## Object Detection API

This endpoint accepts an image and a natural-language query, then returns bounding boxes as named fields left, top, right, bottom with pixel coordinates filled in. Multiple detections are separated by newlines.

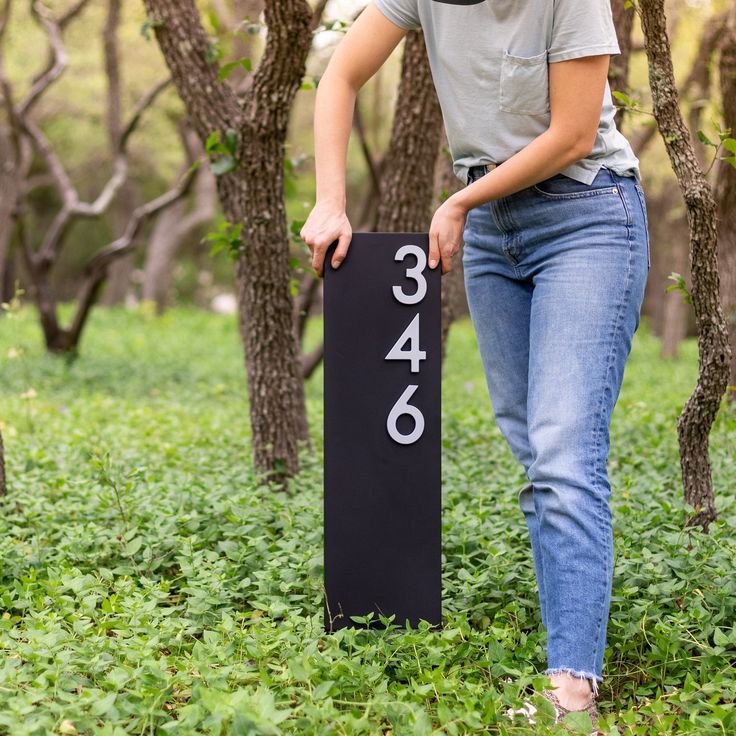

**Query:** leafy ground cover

left=0, top=304, right=734, bottom=735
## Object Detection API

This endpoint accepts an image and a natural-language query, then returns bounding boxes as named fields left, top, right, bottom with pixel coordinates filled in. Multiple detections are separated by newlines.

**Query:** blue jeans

left=461, top=164, right=649, bottom=695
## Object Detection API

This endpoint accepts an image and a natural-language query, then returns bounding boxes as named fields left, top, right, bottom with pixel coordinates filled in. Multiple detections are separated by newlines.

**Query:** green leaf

left=90, top=692, right=117, bottom=716
left=205, top=220, right=244, bottom=259
left=560, top=709, right=594, bottom=733
left=207, top=9, right=221, bottom=34
left=224, top=128, right=239, bottom=155
left=125, top=537, right=143, bottom=555
left=218, top=58, right=253, bottom=81
left=697, top=129, right=714, bottom=146
left=140, top=16, right=163, bottom=40
left=714, top=627, right=730, bottom=646
left=210, top=155, right=236, bottom=176
left=206, top=39, right=223, bottom=64
left=205, top=130, right=222, bottom=155
left=313, top=681, right=334, bottom=700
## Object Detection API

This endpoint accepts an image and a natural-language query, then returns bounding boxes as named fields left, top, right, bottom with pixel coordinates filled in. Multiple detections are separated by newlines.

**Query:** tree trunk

left=609, top=0, right=636, bottom=135
left=100, top=0, right=137, bottom=306
left=376, top=30, right=443, bottom=232
left=0, top=124, right=17, bottom=303
left=143, top=0, right=312, bottom=480
left=714, top=13, right=736, bottom=399
left=639, top=0, right=732, bottom=530
left=433, top=130, right=468, bottom=365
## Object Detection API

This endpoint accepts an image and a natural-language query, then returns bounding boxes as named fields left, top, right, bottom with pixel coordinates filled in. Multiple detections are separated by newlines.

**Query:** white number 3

left=392, top=244, right=427, bottom=304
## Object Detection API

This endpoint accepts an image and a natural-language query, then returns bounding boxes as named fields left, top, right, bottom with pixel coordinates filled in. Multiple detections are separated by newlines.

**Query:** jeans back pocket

left=533, top=173, right=620, bottom=199
left=499, top=49, right=550, bottom=116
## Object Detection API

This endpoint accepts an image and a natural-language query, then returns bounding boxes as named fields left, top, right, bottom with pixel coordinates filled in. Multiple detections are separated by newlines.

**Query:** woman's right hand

left=299, top=200, right=353, bottom=278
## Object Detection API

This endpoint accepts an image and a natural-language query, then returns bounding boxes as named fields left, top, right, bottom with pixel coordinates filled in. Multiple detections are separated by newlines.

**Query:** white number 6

left=386, top=384, right=425, bottom=445
left=392, top=244, right=427, bottom=305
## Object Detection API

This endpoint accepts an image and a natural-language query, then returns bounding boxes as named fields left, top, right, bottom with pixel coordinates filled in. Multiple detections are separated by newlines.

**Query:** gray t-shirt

left=372, top=0, right=640, bottom=186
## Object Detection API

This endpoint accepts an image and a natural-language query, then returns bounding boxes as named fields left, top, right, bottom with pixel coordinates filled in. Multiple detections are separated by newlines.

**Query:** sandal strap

left=542, top=688, right=599, bottom=729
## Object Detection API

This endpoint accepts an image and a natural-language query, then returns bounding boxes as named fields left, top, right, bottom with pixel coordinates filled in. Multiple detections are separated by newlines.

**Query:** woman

left=300, top=0, right=648, bottom=729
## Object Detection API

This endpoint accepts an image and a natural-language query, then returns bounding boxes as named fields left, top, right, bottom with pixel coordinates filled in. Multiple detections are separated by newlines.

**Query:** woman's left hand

left=428, top=195, right=468, bottom=274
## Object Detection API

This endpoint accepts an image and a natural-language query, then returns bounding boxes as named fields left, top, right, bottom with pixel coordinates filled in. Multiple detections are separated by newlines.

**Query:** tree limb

left=18, top=1, right=92, bottom=116
left=69, top=160, right=201, bottom=343
left=639, top=0, right=732, bottom=530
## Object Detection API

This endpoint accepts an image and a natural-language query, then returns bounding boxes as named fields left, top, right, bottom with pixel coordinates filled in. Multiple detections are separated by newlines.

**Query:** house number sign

left=323, top=232, right=441, bottom=633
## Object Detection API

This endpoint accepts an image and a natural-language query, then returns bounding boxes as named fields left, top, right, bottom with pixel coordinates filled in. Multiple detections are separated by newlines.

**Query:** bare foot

left=547, top=672, right=594, bottom=710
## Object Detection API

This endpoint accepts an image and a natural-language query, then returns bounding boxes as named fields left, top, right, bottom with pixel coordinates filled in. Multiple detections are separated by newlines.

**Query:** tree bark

left=715, top=12, right=736, bottom=399
left=609, top=0, right=636, bottom=135
left=0, top=0, right=17, bottom=304
left=433, top=130, right=468, bottom=365
left=101, top=0, right=136, bottom=306
left=0, top=123, right=15, bottom=303
left=143, top=0, right=312, bottom=480
left=375, top=30, right=443, bottom=233
left=639, top=0, right=732, bottom=530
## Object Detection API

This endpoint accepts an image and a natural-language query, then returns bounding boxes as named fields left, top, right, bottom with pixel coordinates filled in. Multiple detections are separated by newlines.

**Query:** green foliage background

left=1, top=308, right=734, bottom=734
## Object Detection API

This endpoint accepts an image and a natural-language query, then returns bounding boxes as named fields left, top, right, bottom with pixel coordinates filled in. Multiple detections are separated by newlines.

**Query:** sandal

left=506, top=688, right=600, bottom=734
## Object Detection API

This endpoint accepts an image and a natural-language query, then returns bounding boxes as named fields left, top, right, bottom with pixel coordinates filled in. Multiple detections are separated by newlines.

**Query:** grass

left=0, top=304, right=734, bottom=735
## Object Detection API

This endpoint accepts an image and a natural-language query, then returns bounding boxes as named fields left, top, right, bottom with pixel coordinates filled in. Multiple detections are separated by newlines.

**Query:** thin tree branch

left=59, top=0, right=92, bottom=28
left=0, top=0, right=11, bottom=39
left=18, top=1, right=78, bottom=116
left=69, top=160, right=201, bottom=342
left=16, top=78, right=171, bottom=264
left=353, top=94, right=381, bottom=197
left=310, top=0, right=328, bottom=30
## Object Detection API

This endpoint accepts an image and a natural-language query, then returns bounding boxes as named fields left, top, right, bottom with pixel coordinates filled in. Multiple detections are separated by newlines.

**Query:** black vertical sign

left=323, top=232, right=441, bottom=632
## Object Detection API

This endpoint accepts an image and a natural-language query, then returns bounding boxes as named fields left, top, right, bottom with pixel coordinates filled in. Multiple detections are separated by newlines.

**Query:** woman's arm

left=300, top=6, right=408, bottom=277
left=430, top=54, right=611, bottom=273
left=452, top=55, right=610, bottom=211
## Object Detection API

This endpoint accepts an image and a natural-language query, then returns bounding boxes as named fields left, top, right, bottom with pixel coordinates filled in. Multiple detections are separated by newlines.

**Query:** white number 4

left=385, top=314, right=426, bottom=373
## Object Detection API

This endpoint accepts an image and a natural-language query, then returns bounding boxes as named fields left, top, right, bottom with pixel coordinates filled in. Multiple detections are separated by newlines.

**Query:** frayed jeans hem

left=544, top=666, right=602, bottom=697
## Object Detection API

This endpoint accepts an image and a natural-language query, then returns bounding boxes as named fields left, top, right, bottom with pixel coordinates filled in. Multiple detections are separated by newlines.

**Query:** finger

left=331, top=233, right=351, bottom=269
left=428, top=230, right=440, bottom=269
left=440, top=244, right=454, bottom=274
left=312, top=242, right=327, bottom=278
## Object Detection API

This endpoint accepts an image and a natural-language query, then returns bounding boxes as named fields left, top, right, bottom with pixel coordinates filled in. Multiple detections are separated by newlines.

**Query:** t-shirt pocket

left=499, top=48, right=550, bottom=116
